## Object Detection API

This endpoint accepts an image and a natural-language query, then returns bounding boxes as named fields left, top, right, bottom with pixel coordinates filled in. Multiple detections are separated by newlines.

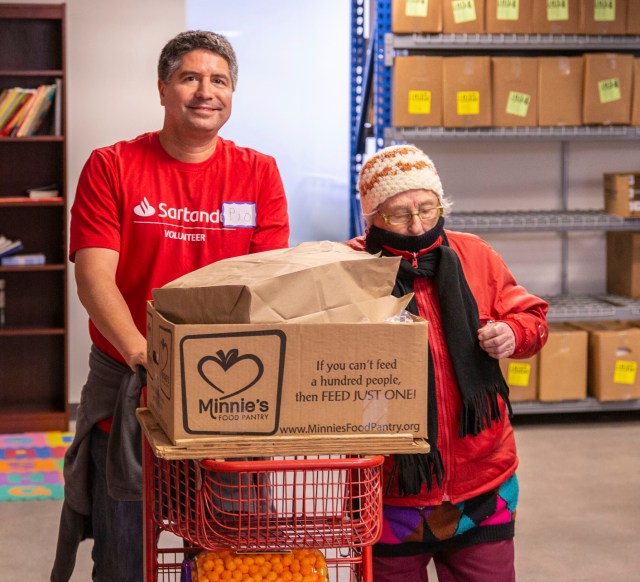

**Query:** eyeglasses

left=377, top=206, right=443, bottom=226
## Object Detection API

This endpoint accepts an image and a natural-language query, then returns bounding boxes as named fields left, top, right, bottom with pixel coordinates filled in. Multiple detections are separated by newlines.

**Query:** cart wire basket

left=148, top=450, right=384, bottom=552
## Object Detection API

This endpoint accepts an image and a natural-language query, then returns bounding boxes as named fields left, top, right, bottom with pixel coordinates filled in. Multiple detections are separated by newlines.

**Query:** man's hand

left=477, top=321, right=515, bottom=360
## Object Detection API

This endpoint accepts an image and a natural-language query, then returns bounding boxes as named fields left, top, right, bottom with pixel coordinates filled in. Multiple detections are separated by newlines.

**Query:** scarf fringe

left=459, top=383, right=512, bottom=438
left=386, top=450, right=445, bottom=497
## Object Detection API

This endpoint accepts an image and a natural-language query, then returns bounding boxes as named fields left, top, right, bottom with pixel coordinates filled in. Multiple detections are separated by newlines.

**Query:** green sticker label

left=507, top=362, right=531, bottom=387
left=598, top=78, right=621, bottom=103
left=457, top=91, right=480, bottom=115
left=497, top=0, right=520, bottom=21
left=408, top=90, right=432, bottom=114
left=613, top=360, right=637, bottom=385
left=547, top=0, right=569, bottom=21
left=595, top=0, right=615, bottom=22
left=506, top=91, right=531, bottom=117
left=452, top=0, right=477, bottom=24
left=406, top=0, right=428, bottom=18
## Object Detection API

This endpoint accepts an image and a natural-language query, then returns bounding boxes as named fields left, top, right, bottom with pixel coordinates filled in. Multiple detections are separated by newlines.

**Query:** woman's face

left=370, top=189, right=442, bottom=236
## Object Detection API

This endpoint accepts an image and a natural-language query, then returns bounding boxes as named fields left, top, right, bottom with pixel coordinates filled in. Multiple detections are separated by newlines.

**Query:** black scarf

left=365, top=219, right=511, bottom=496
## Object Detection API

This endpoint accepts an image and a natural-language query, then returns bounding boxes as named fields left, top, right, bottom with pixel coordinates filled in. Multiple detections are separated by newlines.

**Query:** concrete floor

left=1, top=415, right=639, bottom=581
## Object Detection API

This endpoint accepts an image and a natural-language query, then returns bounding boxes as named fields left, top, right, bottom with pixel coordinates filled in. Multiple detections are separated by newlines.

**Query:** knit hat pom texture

left=358, top=145, right=445, bottom=217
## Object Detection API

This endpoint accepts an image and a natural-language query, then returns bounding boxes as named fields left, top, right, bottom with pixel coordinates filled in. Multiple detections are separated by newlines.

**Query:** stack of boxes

left=391, top=0, right=640, bottom=128
left=500, top=321, right=640, bottom=403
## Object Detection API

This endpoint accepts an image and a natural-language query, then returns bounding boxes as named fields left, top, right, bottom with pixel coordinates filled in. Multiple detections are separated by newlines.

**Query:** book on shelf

left=0, top=83, right=57, bottom=137
left=1, top=253, right=46, bottom=266
left=25, top=184, right=59, bottom=199
left=0, top=236, right=24, bottom=259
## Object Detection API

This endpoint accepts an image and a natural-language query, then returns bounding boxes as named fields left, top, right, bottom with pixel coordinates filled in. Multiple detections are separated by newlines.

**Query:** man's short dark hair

left=158, top=30, right=238, bottom=90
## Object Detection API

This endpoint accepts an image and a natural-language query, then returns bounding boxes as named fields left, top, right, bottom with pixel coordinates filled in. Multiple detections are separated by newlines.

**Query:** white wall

left=186, top=0, right=352, bottom=245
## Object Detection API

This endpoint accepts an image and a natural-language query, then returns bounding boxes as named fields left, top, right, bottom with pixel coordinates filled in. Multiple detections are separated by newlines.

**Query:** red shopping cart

left=142, top=432, right=385, bottom=581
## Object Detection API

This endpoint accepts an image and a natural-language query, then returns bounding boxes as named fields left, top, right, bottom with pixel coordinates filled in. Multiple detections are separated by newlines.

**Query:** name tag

left=222, top=202, right=256, bottom=228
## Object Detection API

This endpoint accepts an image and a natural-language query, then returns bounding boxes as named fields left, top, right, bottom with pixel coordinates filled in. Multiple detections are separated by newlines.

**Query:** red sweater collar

left=381, top=236, right=443, bottom=267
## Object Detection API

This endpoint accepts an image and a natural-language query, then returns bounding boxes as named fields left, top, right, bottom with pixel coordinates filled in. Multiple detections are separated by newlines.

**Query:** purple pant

left=372, top=539, right=515, bottom=582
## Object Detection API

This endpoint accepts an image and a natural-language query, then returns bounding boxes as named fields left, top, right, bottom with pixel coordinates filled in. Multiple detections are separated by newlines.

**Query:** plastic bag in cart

left=182, top=548, right=330, bottom=582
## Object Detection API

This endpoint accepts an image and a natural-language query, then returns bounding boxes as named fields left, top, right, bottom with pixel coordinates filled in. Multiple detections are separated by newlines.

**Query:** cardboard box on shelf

left=146, top=302, right=430, bottom=444
left=538, top=56, right=583, bottom=126
left=579, top=0, right=628, bottom=35
left=492, top=57, right=538, bottom=127
left=443, top=0, right=485, bottom=33
left=443, top=56, right=492, bottom=128
left=582, top=53, right=634, bottom=126
left=532, top=0, right=581, bottom=34
left=603, top=172, right=640, bottom=218
left=392, top=56, right=443, bottom=127
left=572, top=321, right=640, bottom=401
left=628, top=1, right=640, bottom=34
left=392, top=0, right=443, bottom=33
left=606, top=232, right=640, bottom=298
left=486, top=0, right=533, bottom=34
left=632, top=60, right=640, bottom=126
left=500, top=355, right=538, bottom=402
left=538, top=323, right=588, bottom=401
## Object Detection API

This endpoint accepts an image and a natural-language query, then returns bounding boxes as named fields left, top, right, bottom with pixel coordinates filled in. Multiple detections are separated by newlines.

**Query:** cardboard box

left=582, top=53, right=634, bottom=126
left=500, top=355, right=538, bottom=401
left=392, top=0, right=443, bottom=33
left=606, top=232, right=640, bottom=297
left=604, top=172, right=640, bottom=218
left=532, top=0, right=581, bottom=34
left=628, top=1, right=640, bottom=34
left=486, top=0, right=533, bottom=33
left=632, top=60, right=640, bottom=126
left=443, top=56, right=492, bottom=127
left=146, top=302, right=430, bottom=444
left=574, top=321, right=640, bottom=401
left=492, top=57, right=538, bottom=127
left=443, top=0, right=485, bottom=33
left=538, top=323, right=588, bottom=401
left=538, top=56, right=583, bottom=126
left=579, top=0, right=628, bottom=34
left=393, top=56, right=443, bottom=127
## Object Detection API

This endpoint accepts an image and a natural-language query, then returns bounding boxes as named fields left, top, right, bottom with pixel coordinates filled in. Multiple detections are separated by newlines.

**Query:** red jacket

left=347, top=230, right=548, bottom=506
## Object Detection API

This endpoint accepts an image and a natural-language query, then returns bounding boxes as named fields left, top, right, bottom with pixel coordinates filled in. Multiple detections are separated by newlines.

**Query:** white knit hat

left=358, top=145, right=446, bottom=217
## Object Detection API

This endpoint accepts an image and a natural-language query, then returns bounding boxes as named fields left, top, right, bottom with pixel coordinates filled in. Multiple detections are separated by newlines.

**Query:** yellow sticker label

left=507, top=362, right=531, bottom=387
left=506, top=91, right=531, bottom=117
left=547, top=0, right=569, bottom=21
left=598, top=78, right=621, bottom=104
left=452, top=0, right=477, bottom=24
left=497, top=0, right=520, bottom=21
left=613, top=360, right=637, bottom=385
left=457, top=91, right=480, bottom=115
left=595, top=0, right=615, bottom=22
left=406, top=0, right=428, bottom=18
left=408, top=90, right=432, bottom=114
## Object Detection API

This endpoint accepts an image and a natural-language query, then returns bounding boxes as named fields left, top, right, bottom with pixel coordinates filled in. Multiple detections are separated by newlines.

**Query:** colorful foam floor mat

left=0, top=431, right=73, bottom=502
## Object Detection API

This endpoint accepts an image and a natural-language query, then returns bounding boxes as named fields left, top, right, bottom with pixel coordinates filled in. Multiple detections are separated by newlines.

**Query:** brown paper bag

left=153, top=241, right=402, bottom=324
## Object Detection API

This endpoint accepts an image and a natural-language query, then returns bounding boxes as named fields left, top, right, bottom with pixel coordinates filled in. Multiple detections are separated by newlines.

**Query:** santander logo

left=134, top=197, right=156, bottom=217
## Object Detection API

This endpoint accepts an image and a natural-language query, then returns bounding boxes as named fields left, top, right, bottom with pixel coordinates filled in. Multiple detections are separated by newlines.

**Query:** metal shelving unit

left=349, top=1, right=640, bottom=415
left=446, top=211, right=640, bottom=233
left=385, top=125, right=640, bottom=142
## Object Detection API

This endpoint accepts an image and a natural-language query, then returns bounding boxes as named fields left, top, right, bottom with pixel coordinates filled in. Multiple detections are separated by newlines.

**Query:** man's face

left=158, top=49, right=233, bottom=137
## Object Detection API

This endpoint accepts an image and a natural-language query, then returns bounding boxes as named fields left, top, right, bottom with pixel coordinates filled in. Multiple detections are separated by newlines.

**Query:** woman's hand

left=477, top=321, right=515, bottom=360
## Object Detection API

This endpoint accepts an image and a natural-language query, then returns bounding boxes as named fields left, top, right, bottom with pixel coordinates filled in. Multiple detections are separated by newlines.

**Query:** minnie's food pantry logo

left=180, top=330, right=285, bottom=435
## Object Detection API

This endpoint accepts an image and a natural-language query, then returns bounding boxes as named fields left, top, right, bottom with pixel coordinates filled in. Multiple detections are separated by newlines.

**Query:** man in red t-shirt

left=51, top=31, right=289, bottom=582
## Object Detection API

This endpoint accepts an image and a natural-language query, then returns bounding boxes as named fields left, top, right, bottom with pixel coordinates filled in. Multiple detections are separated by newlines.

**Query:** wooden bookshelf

left=0, top=3, right=68, bottom=432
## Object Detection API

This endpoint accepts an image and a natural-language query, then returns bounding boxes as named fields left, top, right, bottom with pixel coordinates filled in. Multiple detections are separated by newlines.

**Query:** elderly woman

left=347, top=145, right=548, bottom=582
